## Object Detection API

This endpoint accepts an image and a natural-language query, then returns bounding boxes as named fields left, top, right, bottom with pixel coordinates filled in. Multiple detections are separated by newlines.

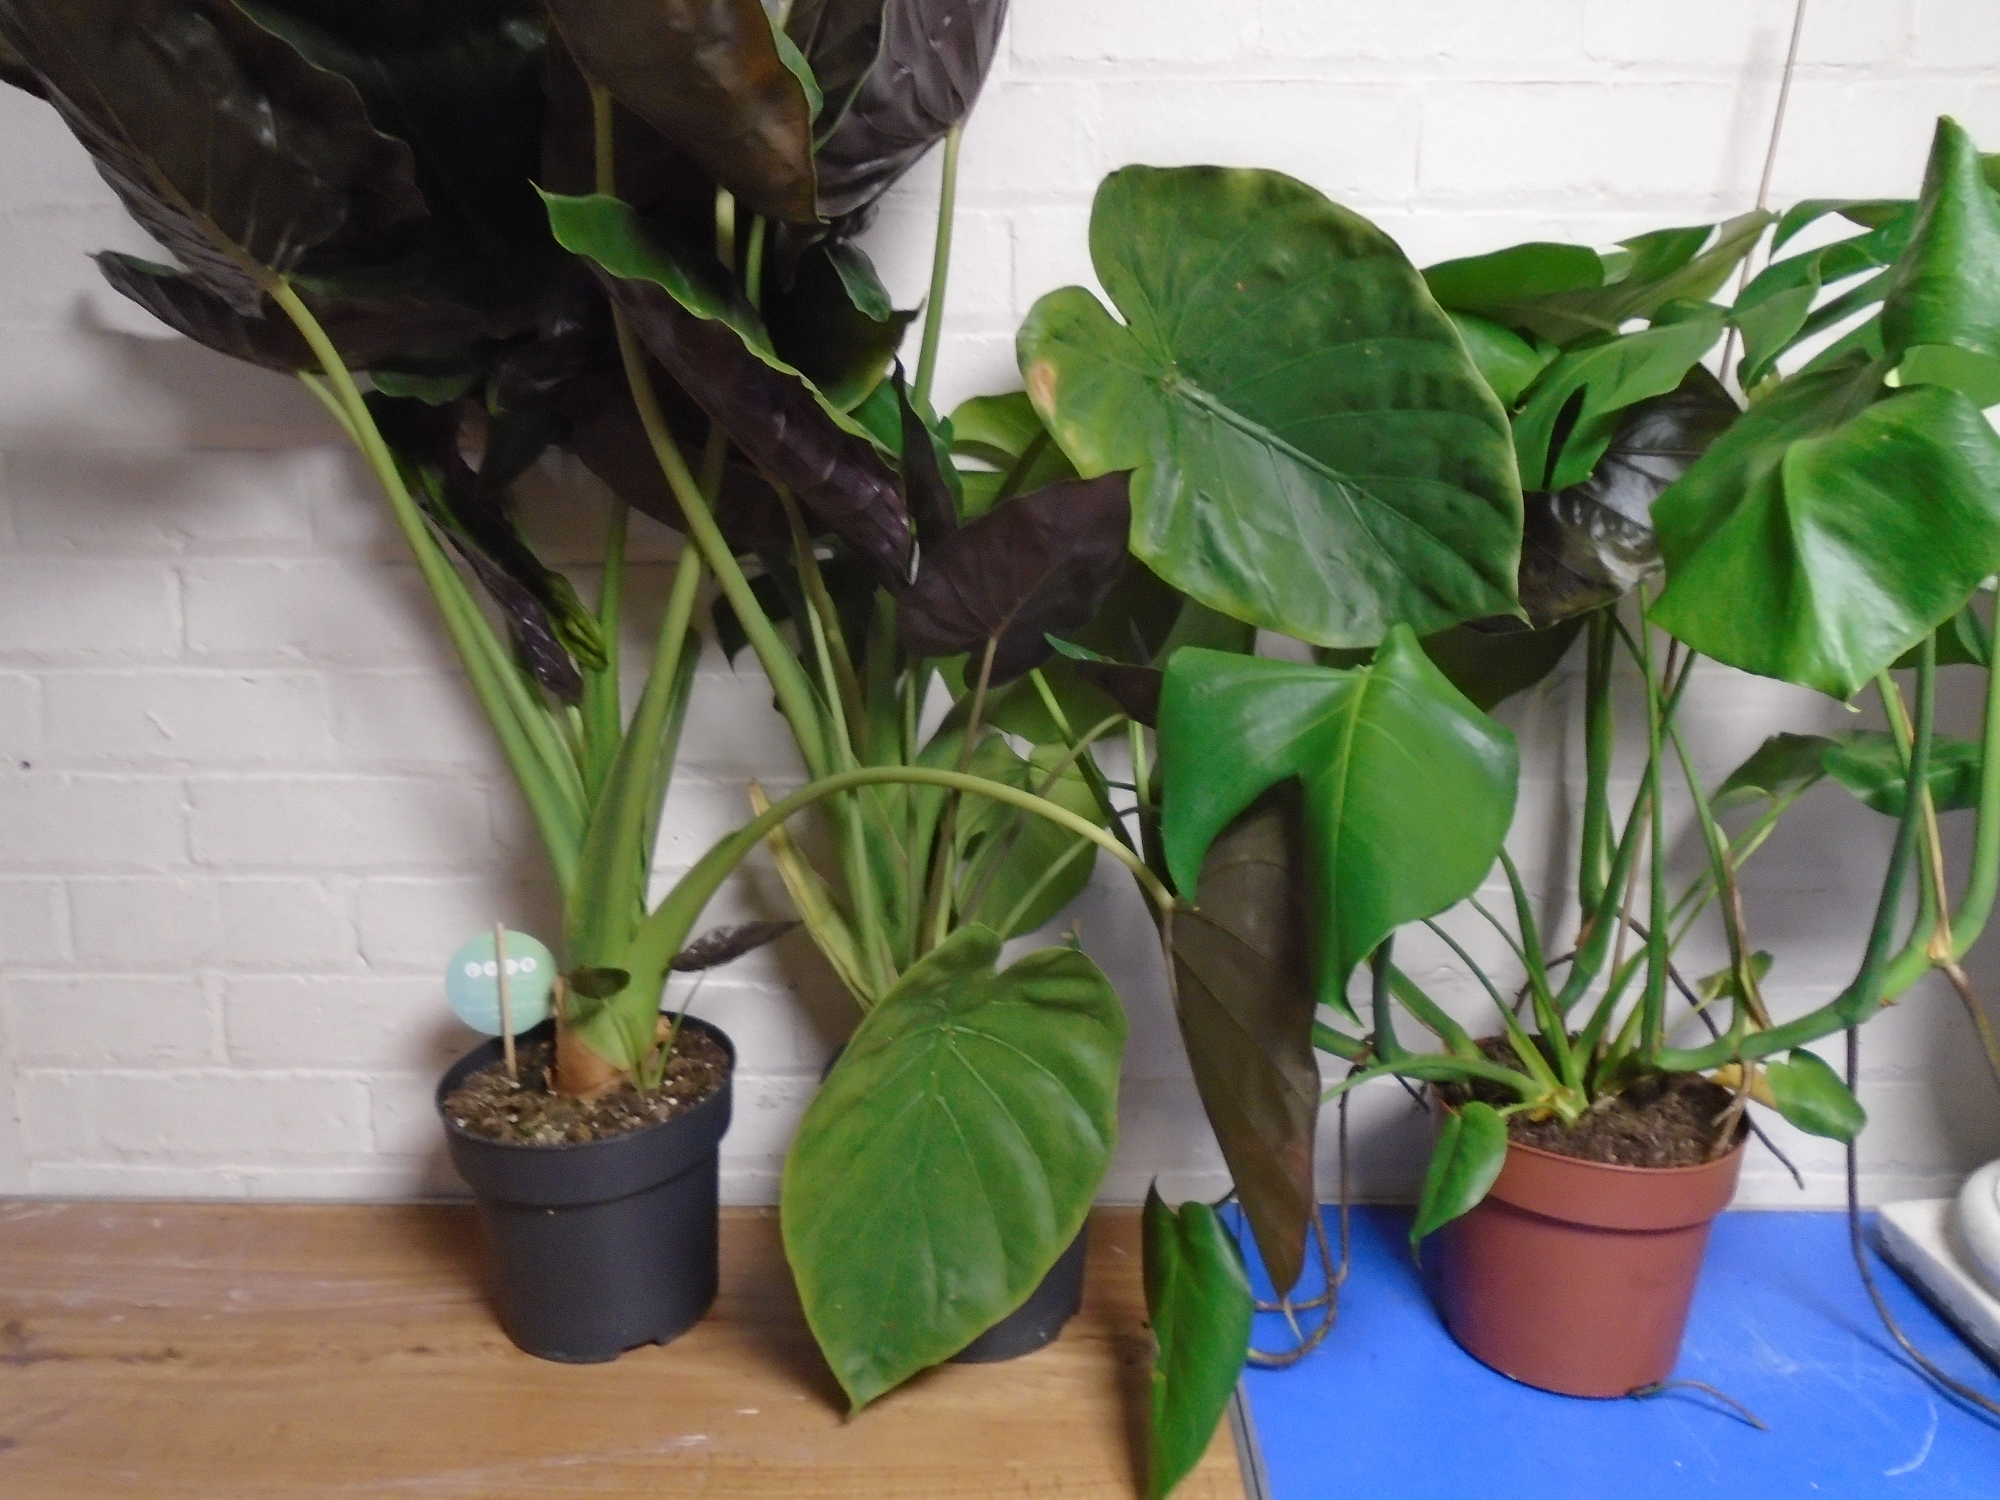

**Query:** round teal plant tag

left=444, top=930, right=556, bottom=1036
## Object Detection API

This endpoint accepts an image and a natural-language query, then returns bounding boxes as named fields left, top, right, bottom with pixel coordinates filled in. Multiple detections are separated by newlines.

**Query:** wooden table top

left=0, top=1201, right=1246, bottom=1499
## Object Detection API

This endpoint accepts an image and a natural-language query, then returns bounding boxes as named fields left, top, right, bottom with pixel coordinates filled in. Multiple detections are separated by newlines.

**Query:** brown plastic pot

left=1435, top=1128, right=1746, bottom=1397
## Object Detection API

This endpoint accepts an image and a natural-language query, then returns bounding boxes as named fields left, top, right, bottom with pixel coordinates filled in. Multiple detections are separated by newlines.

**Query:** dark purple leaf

left=897, top=472, right=1131, bottom=681
left=0, top=0, right=427, bottom=313
left=812, top=0, right=1009, bottom=221
left=892, top=363, right=960, bottom=550
left=671, top=919, right=802, bottom=971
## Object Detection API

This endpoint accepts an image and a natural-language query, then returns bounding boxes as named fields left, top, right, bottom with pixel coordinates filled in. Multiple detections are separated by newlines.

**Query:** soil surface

left=442, top=1032, right=731, bottom=1146
left=1449, top=1038, right=1743, bottom=1169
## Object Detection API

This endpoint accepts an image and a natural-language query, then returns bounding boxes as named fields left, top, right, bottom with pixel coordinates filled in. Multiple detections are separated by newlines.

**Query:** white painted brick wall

left=1, top=2, right=1997, bottom=1208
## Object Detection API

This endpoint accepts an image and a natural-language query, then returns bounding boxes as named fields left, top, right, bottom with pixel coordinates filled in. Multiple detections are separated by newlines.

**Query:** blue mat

left=1232, top=1207, right=2000, bottom=1499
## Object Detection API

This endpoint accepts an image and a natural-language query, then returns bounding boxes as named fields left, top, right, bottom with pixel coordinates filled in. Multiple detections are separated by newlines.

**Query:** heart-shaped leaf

left=542, top=0, right=817, bottom=223
left=1411, top=1100, right=1509, bottom=1252
left=807, top=0, right=1010, bottom=222
left=897, top=473, right=1132, bottom=681
left=1019, top=166, right=1523, bottom=649
left=781, top=925, right=1125, bottom=1410
left=1763, top=1049, right=1867, bottom=1142
left=546, top=190, right=915, bottom=592
left=1164, top=790, right=1321, bottom=1295
left=1143, top=1189, right=1253, bottom=1500
left=1159, top=629, right=1519, bottom=1009
left=1651, top=377, right=2000, bottom=698
left=2, top=0, right=428, bottom=312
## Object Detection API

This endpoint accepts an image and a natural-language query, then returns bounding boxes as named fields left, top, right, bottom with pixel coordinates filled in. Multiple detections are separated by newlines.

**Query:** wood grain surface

left=0, top=1202, right=1244, bottom=1499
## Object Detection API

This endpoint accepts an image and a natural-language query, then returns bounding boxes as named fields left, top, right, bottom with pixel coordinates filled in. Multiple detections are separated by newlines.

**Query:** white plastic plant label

left=445, top=929, right=557, bottom=1036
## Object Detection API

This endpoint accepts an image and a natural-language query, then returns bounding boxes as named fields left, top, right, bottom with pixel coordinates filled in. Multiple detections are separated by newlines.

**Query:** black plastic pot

left=436, top=1017, right=734, bottom=1364
left=819, top=1046, right=1086, bottom=1362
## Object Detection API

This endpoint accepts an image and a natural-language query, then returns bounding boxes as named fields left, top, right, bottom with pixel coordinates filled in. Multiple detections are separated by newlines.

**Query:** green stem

left=912, top=123, right=963, bottom=411
left=1579, top=610, right=1615, bottom=916
left=271, top=280, right=582, bottom=889
left=1632, top=602, right=1670, bottom=1058
left=1028, top=667, right=1137, bottom=853
left=924, top=639, right=997, bottom=951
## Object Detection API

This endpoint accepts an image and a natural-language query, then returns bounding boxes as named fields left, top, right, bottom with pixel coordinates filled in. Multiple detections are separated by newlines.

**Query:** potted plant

left=1009, top=116, right=2000, bottom=1493
left=0, top=0, right=1160, bottom=1370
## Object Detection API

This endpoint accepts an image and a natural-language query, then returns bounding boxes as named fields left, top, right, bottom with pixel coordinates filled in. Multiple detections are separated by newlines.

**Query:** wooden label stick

left=495, top=922, right=517, bottom=1081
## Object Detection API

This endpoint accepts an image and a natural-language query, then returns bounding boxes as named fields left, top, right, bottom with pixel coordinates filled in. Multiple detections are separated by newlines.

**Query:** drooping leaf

left=1020, top=166, right=1524, bottom=649
left=782, top=925, right=1125, bottom=1410
left=1158, top=629, right=1519, bottom=1009
left=1763, top=1049, right=1867, bottom=1142
left=1419, top=616, right=1585, bottom=711
left=545, top=190, right=915, bottom=591
left=1411, top=1101, right=1509, bottom=1252
left=1823, top=731, right=1984, bottom=816
left=1734, top=209, right=1914, bottom=389
left=897, top=473, right=1132, bottom=681
left=765, top=240, right=917, bottom=411
left=1512, top=311, right=1726, bottom=494
left=1143, top=1189, right=1253, bottom=1500
left=0, top=0, right=428, bottom=312
left=671, top=918, right=802, bottom=971
left=1516, top=368, right=1741, bottom=627
left=1713, top=731, right=1836, bottom=811
left=1651, top=376, right=2000, bottom=699
left=810, top=0, right=1009, bottom=222
left=542, top=0, right=817, bottom=223
left=232, top=0, right=557, bottom=318
left=1881, top=117, right=2000, bottom=369
left=1165, top=789, right=1321, bottom=1294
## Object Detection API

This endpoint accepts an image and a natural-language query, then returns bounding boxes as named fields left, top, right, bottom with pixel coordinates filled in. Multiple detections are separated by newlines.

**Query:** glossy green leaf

left=782, top=925, right=1125, bottom=1409
left=809, top=0, right=1009, bottom=221
left=1517, top=369, right=1741, bottom=627
left=1419, top=617, right=1584, bottom=711
left=0, top=0, right=427, bottom=313
left=545, top=190, right=915, bottom=592
left=1881, top=117, right=2000, bottom=368
left=1411, top=1101, right=1508, bottom=1252
left=949, top=390, right=1079, bottom=521
left=1734, top=211, right=1912, bottom=389
left=1652, top=378, right=2000, bottom=698
left=542, top=0, right=817, bottom=223
left=1513, top=312, right=1725, bottom=493
left=1892, top=601, right=1991, bottom=669
left=1158, top=628, right=1519, bottom=1007
left=1823, top=731, right=1983, bottom=815
left=1450, top=311, right=1555, bottom=407
left=1898, top=343, right=2000, bottom=405
left=1143, top=1189, right=1253, bottom=1500
left=1763, top=1049, right=1867, bottom=1142
left=1423, top=241, right=1605, bottom=322
left=1165, top=790, right=1322, bottom=1294
left=1020, top=166, right=1523, bottom=649
left=1713, top=732, right=1836, bottom=811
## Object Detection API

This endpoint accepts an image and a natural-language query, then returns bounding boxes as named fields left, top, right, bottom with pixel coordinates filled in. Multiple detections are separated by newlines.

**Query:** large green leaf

left=1019, top=166, right=1524, bottom=649
left=542, top=0, right=817, bottom=223
left=1882, top=117, right=2000, bottom=369
left=1411, top=1100, right=1509, bottom=1252
left=1158, top=628, right=1519, bottom=1008
left=1143, top=1189, right=1253, bottom=1500
left=0, top=0, right=427, bottom=313
left=1734, top=210, right=1913, bottom=389
left=781, top=925, right=1125, bottom=1409
left=545, top=190, right=916, bottom=592
left=806, top=0, right=1009, bottom=221
left=1763, top=1049, right=1867, bottom=1143
left=1651, top=379, right=2000, bottom=698
left=1165, top=790, right=1321, bottom=1295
